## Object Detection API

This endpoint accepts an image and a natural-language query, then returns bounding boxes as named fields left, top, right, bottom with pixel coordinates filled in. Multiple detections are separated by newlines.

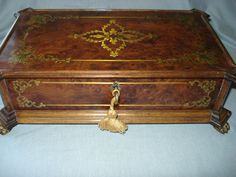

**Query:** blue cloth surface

left=0, top=1, right=236, bottom=177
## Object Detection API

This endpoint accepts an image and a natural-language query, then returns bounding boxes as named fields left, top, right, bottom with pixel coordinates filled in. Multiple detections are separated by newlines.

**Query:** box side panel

left=6, top=78, right=222, bottom=111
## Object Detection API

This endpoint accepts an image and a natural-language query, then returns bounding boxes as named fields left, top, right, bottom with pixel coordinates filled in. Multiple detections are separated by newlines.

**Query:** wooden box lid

left=0, top=9, right=235, bottom=79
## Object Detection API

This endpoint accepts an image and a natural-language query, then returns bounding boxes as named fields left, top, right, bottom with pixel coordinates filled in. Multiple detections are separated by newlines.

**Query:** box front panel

left=6, top=78, right=221, bottom=111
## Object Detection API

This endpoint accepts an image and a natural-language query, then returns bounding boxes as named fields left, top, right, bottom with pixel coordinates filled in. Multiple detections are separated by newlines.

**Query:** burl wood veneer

left=0, top=8, right=235, bottom=134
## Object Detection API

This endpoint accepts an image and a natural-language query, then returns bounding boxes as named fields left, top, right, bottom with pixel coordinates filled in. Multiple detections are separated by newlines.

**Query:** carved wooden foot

left=214, top=122, right=230, bottom=134
left=210, top=107, right=232, bottom=134
left=0, top=108, right=17, bottom=135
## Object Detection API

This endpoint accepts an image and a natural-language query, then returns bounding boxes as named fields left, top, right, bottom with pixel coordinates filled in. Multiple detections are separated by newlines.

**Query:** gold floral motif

left=13, top=80, right=40, bottom=94
left=70, top=19, right=153, bottom=57
left=24, top=15, right=56, bottom=40
left=185, top=80, right=216, bottom=107
left=188, top=80, right=216, bottom=93
left=26, top=15, right=55, bottom=26
left=10, top=42, right=71, bottom=64
left=187, top=96, right=211, bottom=107
left=13, top=80, right=45, bottom=108
left=16, top=95, right=45, bottom=108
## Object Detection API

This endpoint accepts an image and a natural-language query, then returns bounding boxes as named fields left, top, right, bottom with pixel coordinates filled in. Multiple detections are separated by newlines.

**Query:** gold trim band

left=41, top=81, right=189, bottom=85
left=59, top=16, right=150, bottom=19
left=45, top=103, right=185, bottom=107
left=71, top=59, right=156, bottom=62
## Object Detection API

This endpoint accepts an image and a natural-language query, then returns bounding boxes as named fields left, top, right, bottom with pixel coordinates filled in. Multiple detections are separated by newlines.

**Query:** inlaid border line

left=71, top=59, right=156, bottom=62
left=56, top=16, right=155, bottom=19
left=45, top=103, right=185, bottom=107
left=41, top=81, right=190, bottom=85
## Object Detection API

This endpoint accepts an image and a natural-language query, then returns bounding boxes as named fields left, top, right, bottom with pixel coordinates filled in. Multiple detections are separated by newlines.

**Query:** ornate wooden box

left=0, top=8, right=235, bottom=134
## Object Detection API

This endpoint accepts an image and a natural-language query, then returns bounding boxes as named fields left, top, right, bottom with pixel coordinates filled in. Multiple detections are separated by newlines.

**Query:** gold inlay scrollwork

left=185, top=80, right=216, bottom=107
left=10, top=42, right=71, bottom=64
left=69, top=19, right=153, bottom=57
left=13, top=80, right=46, bottom=108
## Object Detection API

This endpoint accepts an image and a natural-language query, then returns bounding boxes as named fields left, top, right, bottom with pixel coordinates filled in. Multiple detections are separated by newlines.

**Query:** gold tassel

left=98, top=85, right=128, bottom=134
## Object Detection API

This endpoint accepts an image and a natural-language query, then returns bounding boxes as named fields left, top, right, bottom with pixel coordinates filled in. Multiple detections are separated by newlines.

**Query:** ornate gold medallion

left=70, top=20, right=153, bottom=57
